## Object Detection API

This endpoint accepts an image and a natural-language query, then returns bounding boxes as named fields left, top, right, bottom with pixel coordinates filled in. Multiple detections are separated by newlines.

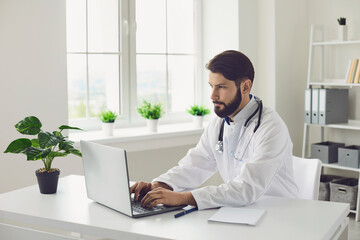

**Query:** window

left=66, top=0, right=201, bottom=129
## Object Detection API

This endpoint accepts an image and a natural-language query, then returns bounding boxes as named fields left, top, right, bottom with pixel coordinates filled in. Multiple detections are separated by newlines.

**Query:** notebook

left=80, top=140, right=186, bottom=218
left=208, top=207, right=266, bottom=226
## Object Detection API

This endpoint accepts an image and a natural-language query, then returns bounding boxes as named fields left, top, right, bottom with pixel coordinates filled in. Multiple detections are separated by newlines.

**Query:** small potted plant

left=98, top=110, right=118, bottom=136
left=4, top=116, right=82, bottom=194
left=137, top=100, right=163, bottom=132
left=337, top=17, right=347, bottom=41
left=187, top=104, right=210, bottom=128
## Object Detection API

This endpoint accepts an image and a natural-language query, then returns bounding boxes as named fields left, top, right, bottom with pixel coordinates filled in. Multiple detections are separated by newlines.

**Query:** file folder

left=311, top=88, right=319, bottom=124
left=305, top=89, right=312, bottom=123
left=318, top=89, right=348, bottom=125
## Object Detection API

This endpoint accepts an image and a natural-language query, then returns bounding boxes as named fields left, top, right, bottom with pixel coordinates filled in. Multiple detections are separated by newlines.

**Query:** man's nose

left=210, top=89, right=218, bottom=101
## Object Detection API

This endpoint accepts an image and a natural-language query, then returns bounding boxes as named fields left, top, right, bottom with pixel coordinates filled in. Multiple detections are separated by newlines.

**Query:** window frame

left=67, top=0, right=203, bottom=130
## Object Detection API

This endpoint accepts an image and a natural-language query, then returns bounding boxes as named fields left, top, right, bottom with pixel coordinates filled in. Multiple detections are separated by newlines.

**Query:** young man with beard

left=130, top=50, right=298, bottom=210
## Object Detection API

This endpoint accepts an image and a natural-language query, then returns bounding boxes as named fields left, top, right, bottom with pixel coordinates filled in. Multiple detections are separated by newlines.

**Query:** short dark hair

left=206, top=50, right=255, bottom=87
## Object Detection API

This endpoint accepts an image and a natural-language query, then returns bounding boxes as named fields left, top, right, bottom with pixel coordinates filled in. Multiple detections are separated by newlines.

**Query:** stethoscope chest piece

left=216, top=141, right=223, bottom=153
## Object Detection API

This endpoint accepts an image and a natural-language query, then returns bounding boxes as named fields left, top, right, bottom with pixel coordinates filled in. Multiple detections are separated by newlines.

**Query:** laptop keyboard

left=131, top=198, right=166, bottom=214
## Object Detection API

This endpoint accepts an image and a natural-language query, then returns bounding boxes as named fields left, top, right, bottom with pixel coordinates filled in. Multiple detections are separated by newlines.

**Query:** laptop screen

left=81, top=140, right=133, bottom=216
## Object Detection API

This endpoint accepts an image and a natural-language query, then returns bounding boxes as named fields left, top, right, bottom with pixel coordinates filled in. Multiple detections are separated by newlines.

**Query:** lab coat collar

left=225, top=94, right=257, bottom=125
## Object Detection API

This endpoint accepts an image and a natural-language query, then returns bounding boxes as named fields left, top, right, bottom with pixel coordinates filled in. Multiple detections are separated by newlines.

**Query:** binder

left=311, top=88, right=319, bottom=124
left=345, top=59, right=353, bottom=83
left=305, top=89, right=312, bottom=123
left=346, top=59, right=357, bottom=83
left=353, top=59, right=360, bottom=84
left=318, top=89, right=349, bottom=125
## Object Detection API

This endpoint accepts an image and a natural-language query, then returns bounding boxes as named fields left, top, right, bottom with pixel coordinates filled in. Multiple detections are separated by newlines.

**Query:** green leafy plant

left=137, top=100, right=163, bottom=119
left=187, top=105, right=210, bottom=116
left=337, top=17, right=346, bottom=25
left=4, top=116, right=83, bottom=171
left=98, top=110, right=118, bottom=123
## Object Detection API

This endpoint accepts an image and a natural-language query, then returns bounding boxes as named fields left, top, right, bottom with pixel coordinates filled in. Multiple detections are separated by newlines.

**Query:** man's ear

left=241, top=79, right=252, bottom=94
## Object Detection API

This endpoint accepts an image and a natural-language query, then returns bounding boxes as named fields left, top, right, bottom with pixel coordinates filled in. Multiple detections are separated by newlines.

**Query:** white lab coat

left=153, top=96, right=299, bottom=210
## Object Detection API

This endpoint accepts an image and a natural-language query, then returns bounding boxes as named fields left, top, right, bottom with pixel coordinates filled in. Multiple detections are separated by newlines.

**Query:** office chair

left=292, top=156, right=322, bottom=200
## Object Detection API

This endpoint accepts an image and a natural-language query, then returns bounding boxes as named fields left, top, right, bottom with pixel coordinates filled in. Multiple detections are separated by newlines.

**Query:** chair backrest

left=292, top=156, right=322, bottom=200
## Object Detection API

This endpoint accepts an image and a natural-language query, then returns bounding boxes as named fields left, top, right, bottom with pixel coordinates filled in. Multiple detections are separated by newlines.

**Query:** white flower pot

left=192, top=115, right=204, bottom=128
left=102, top=122, right=114, bottom=136
left=146, top=119, right=159, bottom=132
left=338, top=25, right=348, bottom=41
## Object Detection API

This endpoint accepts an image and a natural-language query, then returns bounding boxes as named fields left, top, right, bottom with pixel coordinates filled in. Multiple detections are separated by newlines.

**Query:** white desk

left=0, top=175, right=350, bottom=240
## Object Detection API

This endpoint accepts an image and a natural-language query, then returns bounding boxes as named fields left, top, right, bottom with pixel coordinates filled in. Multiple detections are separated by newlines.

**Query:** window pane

left=167, top=0, right=194, bottom=54
left=168, top=55, right=194, bottom=112
left=67, top=54, right=87, bottom=119
left=66, top=0, right=86, bottom=52
left=136, top=0, right=166, bottom=53
left=88, top=0, right=119, bottom=52
left=88, top=54, right=120, bottom=117
left=136, top=55, right=166, bottom=106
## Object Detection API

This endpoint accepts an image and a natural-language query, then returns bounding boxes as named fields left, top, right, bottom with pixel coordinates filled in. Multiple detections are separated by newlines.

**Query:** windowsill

left=70, top=122, right=207, bottom=152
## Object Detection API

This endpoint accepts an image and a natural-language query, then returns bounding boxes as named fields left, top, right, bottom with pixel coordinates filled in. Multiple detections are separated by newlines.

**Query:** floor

left=349, top=214, right=360, bottom=240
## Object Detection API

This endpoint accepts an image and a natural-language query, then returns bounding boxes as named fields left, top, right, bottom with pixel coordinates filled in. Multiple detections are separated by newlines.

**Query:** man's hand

left=141, top=187, right=197, bottom=208
left=130, top=181, right=173, bottom=202
left=130, top=181, right=154, bottom=201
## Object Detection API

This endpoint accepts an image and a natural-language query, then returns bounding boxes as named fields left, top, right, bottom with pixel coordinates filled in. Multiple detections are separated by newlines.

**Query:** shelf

left=309, top=81, right=360, bottom=87
left=305, top=25, right=360, bottom=222
left=312, top=40, right=360, bottom=46
left=322, top=163, right=360, bottom=172
left=306, top=120, right=360, bottom=130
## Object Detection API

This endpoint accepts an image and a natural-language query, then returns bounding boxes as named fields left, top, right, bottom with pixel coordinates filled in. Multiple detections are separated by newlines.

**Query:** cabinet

left=302, top=25, right=360, bottom=221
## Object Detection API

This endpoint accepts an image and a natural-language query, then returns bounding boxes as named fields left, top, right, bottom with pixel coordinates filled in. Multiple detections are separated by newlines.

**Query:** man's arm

left=131, top=119, right=219, bottom=207
left=152, top=119, right=219, bottom=192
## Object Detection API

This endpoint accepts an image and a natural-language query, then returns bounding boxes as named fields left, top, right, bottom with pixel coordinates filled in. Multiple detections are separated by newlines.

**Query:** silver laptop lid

left=80, top=140, right=133, bottom=217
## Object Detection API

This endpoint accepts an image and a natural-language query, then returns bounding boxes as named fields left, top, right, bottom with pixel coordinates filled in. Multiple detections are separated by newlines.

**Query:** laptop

left=80, top=140, right=186, bottom=218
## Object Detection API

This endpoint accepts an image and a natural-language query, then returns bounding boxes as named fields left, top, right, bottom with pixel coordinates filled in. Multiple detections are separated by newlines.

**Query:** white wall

left=274, top=0, right=308, bottom=156
left=236, top=0, right=308, bottom=156
left=202, top=0, right=240, bottom=106
left=253, top=0, right=276, bottom=109
left=0, top=0, right=84, bottom=194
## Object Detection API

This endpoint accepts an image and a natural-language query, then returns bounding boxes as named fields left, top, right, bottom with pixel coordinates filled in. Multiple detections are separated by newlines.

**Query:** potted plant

left=4, top=116, right=82, bottom=194
left=137, top=100, right=163, bottom=132
left=98, top=110, right=118, bottom=136
left=187, top=104, right=210, bottom=128
left=337, top=17, right=347, bottom=41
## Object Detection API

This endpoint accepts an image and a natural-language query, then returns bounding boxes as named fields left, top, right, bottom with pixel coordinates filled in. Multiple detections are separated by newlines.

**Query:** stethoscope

left=215, top=96, right=263, bottom=154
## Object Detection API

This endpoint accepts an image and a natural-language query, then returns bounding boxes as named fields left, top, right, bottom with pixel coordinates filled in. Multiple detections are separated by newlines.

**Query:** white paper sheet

left=208, top=207, right=266, bottom=226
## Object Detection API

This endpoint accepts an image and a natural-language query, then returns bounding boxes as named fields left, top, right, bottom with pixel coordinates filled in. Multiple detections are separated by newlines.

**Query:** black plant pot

left=35, top=169, right=60, bottom=194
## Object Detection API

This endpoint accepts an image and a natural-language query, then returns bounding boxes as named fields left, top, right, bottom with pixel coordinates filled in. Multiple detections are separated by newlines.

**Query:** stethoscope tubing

left=216, top=97, right=263, bottom=154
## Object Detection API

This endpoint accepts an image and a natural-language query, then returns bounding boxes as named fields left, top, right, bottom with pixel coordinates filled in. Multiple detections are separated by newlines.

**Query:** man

left=130, top=50, right=298, bottom=210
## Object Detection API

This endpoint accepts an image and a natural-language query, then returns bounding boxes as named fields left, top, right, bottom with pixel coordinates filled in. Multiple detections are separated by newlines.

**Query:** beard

left=213, top=89, right=242, bottom=118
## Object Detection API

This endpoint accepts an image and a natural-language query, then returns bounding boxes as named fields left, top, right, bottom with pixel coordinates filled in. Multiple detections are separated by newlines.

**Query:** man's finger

left=141, top=192, right=151, bottom=207
left=141, top=191, right=159, bottom=208
left=149, top=199, right=161, bottom=208
left=129, top=182, right=138, bottom=194
left=134, top=183, right=146, bottom=201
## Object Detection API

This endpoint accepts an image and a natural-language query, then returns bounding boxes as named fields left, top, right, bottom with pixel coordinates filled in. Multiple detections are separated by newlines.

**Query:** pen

left=174, top=207, right=198, bottom=218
